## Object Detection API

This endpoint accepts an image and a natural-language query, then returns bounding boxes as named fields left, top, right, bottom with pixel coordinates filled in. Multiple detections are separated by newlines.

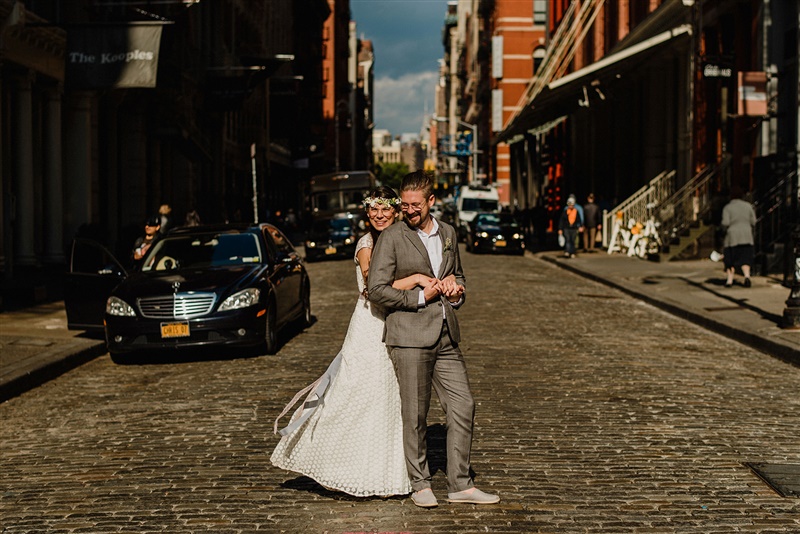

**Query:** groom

left=368, top=170, right=499, bottom=508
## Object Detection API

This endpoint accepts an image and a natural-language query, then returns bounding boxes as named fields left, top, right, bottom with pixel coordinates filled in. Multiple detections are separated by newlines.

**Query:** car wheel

left=263, top=300, right=278, bottom=355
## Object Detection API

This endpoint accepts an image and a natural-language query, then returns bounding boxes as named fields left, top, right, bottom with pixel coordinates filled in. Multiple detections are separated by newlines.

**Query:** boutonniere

left=443, top=237, right=453, bottom=252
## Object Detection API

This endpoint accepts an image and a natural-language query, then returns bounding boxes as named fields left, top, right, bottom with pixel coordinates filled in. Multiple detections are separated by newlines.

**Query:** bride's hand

left=416, top=274, right=437, bottom=288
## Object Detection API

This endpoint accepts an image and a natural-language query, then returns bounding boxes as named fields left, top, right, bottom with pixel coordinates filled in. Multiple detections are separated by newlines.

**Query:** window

left=533, top=0, right=547, bottom=25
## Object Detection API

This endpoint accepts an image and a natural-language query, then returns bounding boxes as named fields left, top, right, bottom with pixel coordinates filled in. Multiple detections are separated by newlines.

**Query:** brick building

left=439, top=0, right=797, bottom=273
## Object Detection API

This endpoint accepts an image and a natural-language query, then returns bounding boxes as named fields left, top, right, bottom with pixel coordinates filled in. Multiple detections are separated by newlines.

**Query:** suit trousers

left=389, top=322, right=475, bottom=493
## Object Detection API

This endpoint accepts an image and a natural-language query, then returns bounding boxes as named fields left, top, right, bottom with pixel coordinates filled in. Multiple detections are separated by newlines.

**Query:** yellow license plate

left=325, top=247, right=337, bottom=255
left=495, top=240, right=507, bottom=247
left=161, top=322, right=190, bottom=338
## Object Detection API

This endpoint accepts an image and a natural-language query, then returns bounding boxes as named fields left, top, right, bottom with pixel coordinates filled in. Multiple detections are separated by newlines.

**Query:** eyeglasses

left=367, top=206, right=394, bottom=216
left=400, top=202, right=426, bottom=211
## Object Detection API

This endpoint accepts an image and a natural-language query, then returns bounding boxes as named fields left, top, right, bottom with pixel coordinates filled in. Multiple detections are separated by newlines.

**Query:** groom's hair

left=401, top=170, right=434, bottom=199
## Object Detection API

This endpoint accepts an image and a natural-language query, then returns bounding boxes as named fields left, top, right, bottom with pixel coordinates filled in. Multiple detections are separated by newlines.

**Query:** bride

left=271, top=186, right=441, bottom=497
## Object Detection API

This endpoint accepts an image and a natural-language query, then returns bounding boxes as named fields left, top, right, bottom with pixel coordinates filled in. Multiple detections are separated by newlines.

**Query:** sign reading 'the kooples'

left=69, top=49, right=155, bottom=65
left=66, top=25, right=163, bottom=89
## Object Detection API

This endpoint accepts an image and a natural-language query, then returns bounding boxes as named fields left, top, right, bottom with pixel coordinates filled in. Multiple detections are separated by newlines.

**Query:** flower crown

left=362, top=196, right=400, bottom=208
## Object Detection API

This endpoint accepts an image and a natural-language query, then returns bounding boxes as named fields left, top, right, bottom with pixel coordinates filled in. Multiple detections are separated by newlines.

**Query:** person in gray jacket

left=721, top=185, right=756, bottom=288
left=368, top=170, right=499, bottom=508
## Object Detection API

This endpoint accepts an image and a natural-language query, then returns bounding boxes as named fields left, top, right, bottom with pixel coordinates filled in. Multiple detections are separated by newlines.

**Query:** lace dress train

left=270, top=234, right=411, bottom=497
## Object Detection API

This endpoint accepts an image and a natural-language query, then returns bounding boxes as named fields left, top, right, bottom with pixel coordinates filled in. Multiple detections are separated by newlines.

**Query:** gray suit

left=368, top=219, right=475, bottom=493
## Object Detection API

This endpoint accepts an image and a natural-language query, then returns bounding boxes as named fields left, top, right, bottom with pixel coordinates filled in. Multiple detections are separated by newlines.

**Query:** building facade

left=0, top=0, right=372, bottom=307
left=434, top=0, right=797, bottom=273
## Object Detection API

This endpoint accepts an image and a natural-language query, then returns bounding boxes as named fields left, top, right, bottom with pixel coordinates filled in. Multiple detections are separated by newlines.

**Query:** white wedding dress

left=270, top=233, right=411, bottom=497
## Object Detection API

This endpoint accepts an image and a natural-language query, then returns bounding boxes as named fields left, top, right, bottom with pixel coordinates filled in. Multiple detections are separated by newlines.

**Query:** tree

left=375, top=162, right=409, bottom=192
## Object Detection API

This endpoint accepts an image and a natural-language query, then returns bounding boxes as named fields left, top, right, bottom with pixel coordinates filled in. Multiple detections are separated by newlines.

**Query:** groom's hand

left=439, top=277, right=463, bottom=297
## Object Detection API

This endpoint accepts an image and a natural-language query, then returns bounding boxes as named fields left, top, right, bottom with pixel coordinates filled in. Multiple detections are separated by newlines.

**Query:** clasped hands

left=418, top=274, right=463, bottom=304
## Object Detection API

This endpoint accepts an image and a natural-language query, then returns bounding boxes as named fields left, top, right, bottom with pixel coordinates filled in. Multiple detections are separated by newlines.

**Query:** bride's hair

left=365, top=185, right=400, bottom=242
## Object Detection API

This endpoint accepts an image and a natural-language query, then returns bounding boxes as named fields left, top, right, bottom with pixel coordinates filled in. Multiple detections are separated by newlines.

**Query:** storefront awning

left=495, top=24, right=692, bottom=145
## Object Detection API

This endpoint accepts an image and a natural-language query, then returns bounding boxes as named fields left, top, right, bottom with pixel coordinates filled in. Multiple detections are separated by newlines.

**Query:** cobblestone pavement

left=1, top=247, right=798, bottom=533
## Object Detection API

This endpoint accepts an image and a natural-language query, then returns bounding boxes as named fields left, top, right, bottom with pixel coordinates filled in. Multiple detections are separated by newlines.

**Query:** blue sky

left=350, top=0, right=449, bottom=137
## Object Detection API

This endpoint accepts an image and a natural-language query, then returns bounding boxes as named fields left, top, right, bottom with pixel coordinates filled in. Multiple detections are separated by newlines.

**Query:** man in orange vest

left=558, top=195, right=584, bottom=258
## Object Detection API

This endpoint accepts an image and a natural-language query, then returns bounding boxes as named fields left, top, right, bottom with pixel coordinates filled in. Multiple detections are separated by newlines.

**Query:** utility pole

left=250, top=143, right=259, bottom=223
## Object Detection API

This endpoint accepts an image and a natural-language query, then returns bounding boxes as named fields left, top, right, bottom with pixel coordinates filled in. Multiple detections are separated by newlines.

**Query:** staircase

left=660, top=221, right=712, bottom=262
left=658, top=156, right=732, bottom=262
left=753, top=168, right=797, bottom=277
left=602, top=169, right=676, bottom=247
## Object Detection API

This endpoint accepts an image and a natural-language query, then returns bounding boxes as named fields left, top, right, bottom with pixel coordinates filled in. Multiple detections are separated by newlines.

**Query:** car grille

left=138, top=292, right=217, bottom=319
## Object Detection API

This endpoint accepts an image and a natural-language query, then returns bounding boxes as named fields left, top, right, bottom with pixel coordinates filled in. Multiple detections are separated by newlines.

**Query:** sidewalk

left=1, top=251, right=798, bottom=403
left=0, top=302, right=106, bottom=403
left=538, top=249, right=800, bottom=366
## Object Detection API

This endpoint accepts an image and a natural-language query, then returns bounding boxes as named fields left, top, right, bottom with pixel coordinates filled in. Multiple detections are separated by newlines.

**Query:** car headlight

left=513, top=233, right=523, bottom=240
left=106, top=296, right=135, bottom=317
left=479, top=231, right=489, bottom=238
left=344, top=237, right=354, bottom=245
left=306, top=241, right=317, bottom=248
left=219, top=288, right=261, bottom=311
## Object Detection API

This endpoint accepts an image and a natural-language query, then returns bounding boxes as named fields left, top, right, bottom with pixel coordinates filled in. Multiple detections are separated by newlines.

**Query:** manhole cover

left=746, top=463, right=800, bottom=498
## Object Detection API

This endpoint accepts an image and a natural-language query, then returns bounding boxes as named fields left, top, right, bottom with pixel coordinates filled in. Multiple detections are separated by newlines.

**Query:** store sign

left=703, top=64, right=732, bottom=78
left=66, top=25, right=163, bottom=88
left=492, top=89, right=503, bottom=132
left=738, top=72, right=768, bottom=116
left=492, top=36, right=503, bottom=79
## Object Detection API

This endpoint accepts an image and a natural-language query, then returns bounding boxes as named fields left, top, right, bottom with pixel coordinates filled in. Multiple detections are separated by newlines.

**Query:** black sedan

left=64, top=223, right=311, bottom=362
left=466, top=212, right=526, bottom=255
left=304, top=213, right=360, bottom=262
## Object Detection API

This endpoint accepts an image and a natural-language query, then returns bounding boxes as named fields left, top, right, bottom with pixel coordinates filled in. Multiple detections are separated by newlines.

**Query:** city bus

left=308, top=170, right=377, bottom=216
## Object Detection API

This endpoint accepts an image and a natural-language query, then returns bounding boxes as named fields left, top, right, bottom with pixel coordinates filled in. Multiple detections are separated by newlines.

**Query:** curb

left=538, top=254, right=800, bottom=368
left=0, top=341, right=107, bottom=404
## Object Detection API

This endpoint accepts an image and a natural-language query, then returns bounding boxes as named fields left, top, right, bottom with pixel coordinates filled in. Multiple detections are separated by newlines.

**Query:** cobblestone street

left=1, top=247, right=798, bottom=533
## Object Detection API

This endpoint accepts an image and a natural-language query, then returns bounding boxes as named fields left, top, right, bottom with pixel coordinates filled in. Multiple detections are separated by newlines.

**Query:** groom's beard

left=403, top=210, right=425, bottom=228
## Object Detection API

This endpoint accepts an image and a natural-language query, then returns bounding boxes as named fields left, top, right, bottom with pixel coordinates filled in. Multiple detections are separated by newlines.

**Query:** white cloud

left=374, top=70, right=438, bottom=137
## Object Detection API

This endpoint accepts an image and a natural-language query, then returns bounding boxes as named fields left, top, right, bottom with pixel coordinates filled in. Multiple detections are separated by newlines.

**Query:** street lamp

left=433, top=115, right=478, bottom=184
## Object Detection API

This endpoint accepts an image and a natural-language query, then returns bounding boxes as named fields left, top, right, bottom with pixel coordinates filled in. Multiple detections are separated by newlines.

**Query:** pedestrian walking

left=721, top=185, right=756, bottom=288
left=582, top=193, right=602, bottom=252
left=558, top=195, right=584, bottom=258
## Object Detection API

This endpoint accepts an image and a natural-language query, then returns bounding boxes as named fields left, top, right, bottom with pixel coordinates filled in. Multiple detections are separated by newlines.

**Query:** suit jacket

left=368, top=219, right=465, bottom=348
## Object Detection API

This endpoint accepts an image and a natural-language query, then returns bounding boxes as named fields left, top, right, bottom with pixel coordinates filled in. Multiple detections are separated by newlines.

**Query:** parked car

left=466, top=212, right=526, bottom=255
left=304, top=212, right=360, bottom=262
left=63, top=223, right=311, bottom=362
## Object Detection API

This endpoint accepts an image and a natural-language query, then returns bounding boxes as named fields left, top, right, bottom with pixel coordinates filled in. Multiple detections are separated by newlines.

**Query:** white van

left=455, top=184, right=500, bottom=240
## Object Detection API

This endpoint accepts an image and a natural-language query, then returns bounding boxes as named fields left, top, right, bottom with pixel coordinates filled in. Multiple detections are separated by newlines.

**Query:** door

left=263, top=226, right=303, bottom=323
left=63, top=239, right=127, bottom=332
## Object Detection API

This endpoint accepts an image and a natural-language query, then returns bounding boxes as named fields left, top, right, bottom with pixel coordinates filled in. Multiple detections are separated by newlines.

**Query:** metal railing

left=602, top=169, right=676, bottom=247
left=753, top=168, right=797, bottom=277
left=657, top=156, right=731, bottom=247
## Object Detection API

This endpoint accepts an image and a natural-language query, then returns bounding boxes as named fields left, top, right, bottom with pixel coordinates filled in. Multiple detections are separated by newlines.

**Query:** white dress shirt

left=415, top=218, right=462, bottom=311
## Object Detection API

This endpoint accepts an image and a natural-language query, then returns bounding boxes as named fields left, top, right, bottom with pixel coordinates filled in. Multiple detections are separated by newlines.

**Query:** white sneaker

left=410, top=488, right=438, bottom=508
left=446, top=487, right=500, bottom=504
